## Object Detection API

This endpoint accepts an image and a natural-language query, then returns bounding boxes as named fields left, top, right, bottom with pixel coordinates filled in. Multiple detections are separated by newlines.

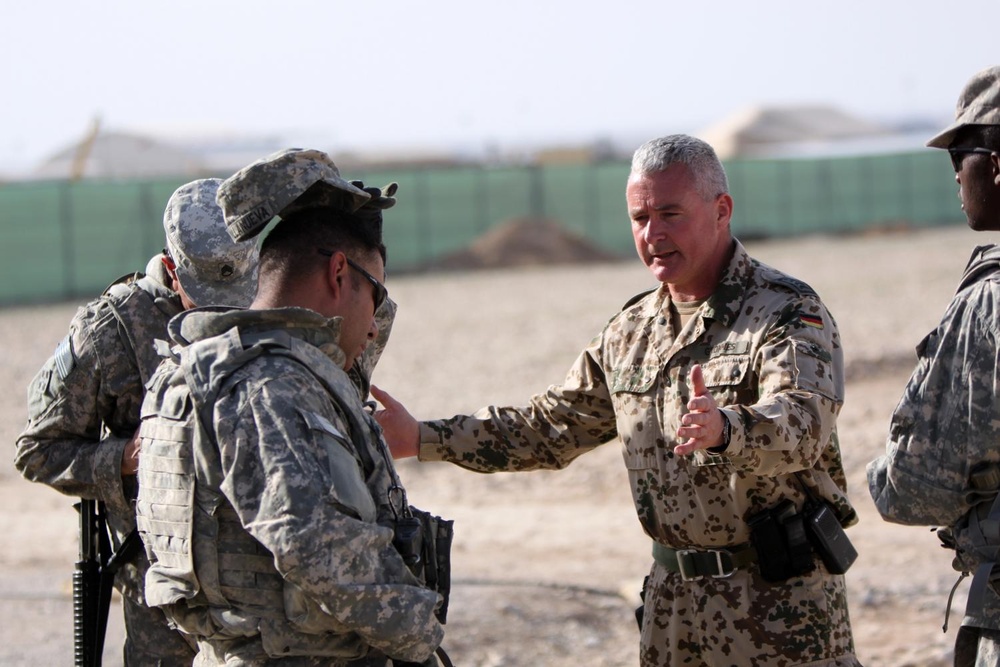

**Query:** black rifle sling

left=965, top=491, right=1000, bottom=617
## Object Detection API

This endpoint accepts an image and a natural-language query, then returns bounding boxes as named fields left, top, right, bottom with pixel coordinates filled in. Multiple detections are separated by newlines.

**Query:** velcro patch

left=53, top=336, right=75, bottom=379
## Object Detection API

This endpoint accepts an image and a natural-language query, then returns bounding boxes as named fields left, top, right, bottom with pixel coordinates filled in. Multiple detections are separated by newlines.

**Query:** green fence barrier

left=0, top=150, right=964, bottom=307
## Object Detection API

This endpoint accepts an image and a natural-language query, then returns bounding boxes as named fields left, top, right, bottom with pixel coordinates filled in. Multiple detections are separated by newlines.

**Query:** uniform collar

left=169, top=306, right=347, bottom=366
left=637, top=239, right=751, bottom=327
left=700, top=239, right=753, bottom=327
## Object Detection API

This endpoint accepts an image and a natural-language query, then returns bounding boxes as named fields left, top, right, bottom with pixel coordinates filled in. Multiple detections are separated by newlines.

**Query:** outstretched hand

left=370, top=385, right=420, bottom=459
left=674, top=364, right=726, bottom=456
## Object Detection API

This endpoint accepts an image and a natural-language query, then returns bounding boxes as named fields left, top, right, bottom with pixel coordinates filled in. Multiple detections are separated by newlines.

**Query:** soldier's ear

left=991, top=152, right=1000, bottom=186
left=715, top=193, right=734, bottom=226
left=161, top=255, right=179, bottom=283
left=322, top=250, right=350, bottom=302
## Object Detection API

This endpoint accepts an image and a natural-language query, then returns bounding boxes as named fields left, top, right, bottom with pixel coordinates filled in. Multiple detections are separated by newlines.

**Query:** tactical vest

left=100, top=271, right=180, bottom=384
left=136, top=326, right=393, bottom=658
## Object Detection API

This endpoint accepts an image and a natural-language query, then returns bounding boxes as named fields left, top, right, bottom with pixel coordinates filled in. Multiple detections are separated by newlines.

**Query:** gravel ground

left=0, top=224, right=987, bottom=666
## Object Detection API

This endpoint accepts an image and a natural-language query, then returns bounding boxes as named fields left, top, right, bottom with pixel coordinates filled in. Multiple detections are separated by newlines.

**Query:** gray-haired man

left=375, top=134, right=859, bottom=665
left=869, top=65, right=1000, bottom=666
left=15, top=178, right=259, bottom=665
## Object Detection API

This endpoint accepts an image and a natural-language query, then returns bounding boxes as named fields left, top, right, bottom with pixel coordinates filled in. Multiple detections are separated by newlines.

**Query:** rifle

left=73, top=500, right=141, bottom=667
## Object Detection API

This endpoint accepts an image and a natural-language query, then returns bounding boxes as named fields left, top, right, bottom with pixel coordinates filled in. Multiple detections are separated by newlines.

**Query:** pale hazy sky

left=3, top=0, right=998, bottom=173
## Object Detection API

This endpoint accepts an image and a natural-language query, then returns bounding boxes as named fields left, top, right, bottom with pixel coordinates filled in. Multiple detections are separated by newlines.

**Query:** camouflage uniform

left=869, top=245, right=1000, bottom=654
left=136, top=306, right=442, bottom=666
left=419, top=240, right=859, bottom=666
left=14, top=258, right=196, bottom=664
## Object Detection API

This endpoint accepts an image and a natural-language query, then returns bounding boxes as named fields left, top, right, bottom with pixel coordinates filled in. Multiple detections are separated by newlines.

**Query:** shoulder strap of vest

left=100, top=273, right=155, bottom=385
left=282, top=347, right=381, bottom=479
left=231, top=331, right=380, bottom=477
left=101, top=271, right=143, bottom=295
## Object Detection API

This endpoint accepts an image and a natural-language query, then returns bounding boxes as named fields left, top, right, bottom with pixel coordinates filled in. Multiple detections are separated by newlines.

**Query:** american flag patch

left=799, top=314, right=824, bottom=329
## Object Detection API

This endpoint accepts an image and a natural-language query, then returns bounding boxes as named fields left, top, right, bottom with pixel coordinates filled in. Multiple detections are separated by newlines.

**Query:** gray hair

left=630, top=134, right=729, bottom=200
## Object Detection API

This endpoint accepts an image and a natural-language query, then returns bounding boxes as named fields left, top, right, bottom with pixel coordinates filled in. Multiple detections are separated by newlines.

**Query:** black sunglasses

left=948, top=146, right=995, bottom=172
left=317, top=249, right=387, bottom=312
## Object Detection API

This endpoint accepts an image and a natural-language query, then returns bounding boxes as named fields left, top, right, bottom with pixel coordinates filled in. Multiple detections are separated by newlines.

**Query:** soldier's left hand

left=121, top=428, right=141, bottom=476
left=674, top=364, right=726, bottom=456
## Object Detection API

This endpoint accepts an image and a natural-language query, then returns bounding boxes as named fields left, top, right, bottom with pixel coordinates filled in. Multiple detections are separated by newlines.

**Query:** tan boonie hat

left=927, top=66, right=1000, bottom=148
left=216, top=148, right=371, bottom=242
left=163, top=179, right=259, bottom=308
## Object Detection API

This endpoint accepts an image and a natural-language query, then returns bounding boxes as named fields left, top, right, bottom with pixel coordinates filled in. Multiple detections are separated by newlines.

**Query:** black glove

left=350, top=181, right=398, bottom=210
left=348, top=181, right=398, bottom=237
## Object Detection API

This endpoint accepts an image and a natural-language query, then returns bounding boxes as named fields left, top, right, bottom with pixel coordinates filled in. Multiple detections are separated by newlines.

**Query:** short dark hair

left=259, top=208, right=386, bottom=283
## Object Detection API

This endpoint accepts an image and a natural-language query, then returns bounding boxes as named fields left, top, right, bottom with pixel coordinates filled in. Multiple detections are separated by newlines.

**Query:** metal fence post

left=139, top=183, right=157, bottom=266
left=529, top=164, right=545, bottom=219
left=416, top=169, right=431, bottom=268
left=58, top=182, right=76, bottom=300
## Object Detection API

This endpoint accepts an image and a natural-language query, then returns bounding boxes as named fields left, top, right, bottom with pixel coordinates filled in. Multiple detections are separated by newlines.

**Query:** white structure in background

left=32, top=131, right=210, bottom=181
left=696, top=104, right=929, bottom=159
left=25, top=124, right=465, bottom=182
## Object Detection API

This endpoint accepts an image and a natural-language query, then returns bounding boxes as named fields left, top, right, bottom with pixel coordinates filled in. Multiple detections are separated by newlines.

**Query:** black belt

left=652, top=542, right=757, bottom=581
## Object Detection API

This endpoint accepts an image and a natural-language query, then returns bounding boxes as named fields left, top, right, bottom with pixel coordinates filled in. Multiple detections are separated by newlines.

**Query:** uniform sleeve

left=13, top=314, right=132, bottom=519
left=868, top=287, right=1000, bottom=526
left=717, top=297, right=845, bottom=477
left=417, top=338, right=619, bottom=471
left=216, top=376, right=442, bottom=663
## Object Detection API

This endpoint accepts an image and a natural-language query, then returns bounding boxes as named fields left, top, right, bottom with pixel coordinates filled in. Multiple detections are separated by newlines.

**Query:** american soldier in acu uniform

left=15, top=178, right=259, bottom=665
left=136, top=149, right=447, bottom=666
left=869, top=65, right=1000, bottom=667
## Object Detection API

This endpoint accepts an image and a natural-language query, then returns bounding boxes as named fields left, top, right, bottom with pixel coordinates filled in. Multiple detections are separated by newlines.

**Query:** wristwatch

left=714, top=414, right=732, bottom=452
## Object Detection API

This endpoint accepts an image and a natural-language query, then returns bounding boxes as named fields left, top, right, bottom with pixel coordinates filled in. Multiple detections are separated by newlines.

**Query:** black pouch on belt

left=406, top=506, right=455, bottom=624
left=802, top=499, right=857, bottom=575
left=748, top=499, right=816, bottom=582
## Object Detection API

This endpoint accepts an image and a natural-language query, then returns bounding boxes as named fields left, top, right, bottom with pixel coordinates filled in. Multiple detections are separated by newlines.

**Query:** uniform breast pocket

left=298, top=409, right=377, bottom=524
left=610, top=364, right=661, bottom=469
left=700, top=353, right=751, bottom=405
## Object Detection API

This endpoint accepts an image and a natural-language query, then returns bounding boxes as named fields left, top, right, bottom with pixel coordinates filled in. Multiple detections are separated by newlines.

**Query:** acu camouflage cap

left=217, top=148, right=371, bottom=242
left=164, top=179, right=259, bottom=308
left=927, top=66, right=1000, bottom=148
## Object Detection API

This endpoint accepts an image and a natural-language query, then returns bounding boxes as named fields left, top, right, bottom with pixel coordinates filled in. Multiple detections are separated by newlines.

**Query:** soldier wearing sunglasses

left=134, top=149, right=447, bottom=666
left=870, top=65, right=1000, bottom=666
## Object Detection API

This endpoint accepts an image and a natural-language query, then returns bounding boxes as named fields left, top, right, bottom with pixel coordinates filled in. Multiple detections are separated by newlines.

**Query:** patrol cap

left=163, top=178, right=259, bottom=308
left=217, top=148, right=371, bottom=242
left=927, top=66, right=1000, bottom=148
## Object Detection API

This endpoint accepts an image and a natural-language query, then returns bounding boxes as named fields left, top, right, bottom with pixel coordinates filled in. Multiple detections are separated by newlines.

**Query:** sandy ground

left=0, top=224, right=990, bottom=666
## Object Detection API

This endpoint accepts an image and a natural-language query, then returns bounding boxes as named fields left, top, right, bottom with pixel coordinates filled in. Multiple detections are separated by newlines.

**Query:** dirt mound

left=433, top=217, right=624, bottom=271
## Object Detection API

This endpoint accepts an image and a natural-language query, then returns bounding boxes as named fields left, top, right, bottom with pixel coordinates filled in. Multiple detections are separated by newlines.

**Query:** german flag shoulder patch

left=798, top=313, right=824, bottom=330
